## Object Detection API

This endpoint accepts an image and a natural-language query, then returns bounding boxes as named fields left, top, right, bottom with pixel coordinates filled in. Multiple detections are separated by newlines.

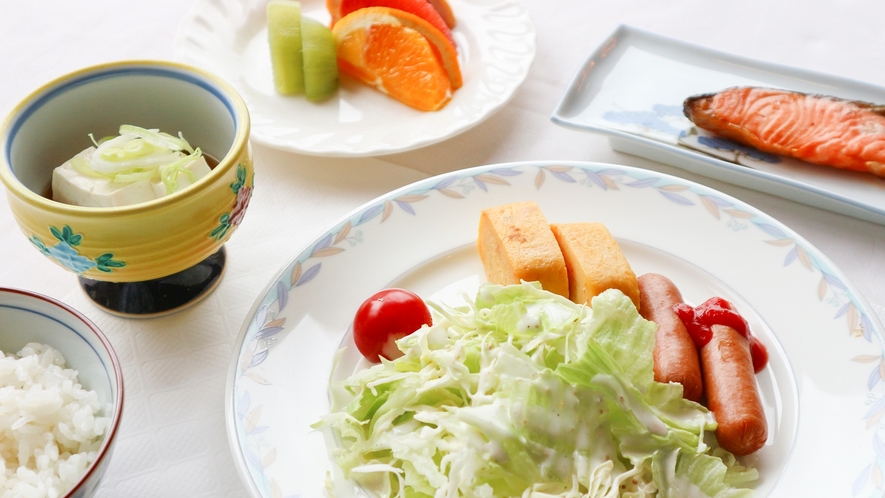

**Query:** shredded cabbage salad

left=318, top=282, right=759, bottom=498
left=72, top=125, right=203, bottom=195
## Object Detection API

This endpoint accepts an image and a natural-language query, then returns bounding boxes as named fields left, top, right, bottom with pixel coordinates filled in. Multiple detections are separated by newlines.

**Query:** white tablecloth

left=2, top=1, right=884, bottom=496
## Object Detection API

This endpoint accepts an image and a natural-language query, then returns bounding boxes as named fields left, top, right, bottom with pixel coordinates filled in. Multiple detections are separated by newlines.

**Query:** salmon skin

left=683, top=86, right=885, bottom=177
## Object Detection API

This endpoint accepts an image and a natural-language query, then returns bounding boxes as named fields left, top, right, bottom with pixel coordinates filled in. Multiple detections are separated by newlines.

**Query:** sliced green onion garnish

left=159, top=148, right=203, bottom=194
left=88, top=133, right=116, bottom=147
left=98, top=138, right=157, bottom=163
left=71, top=156, right=112, bottom=179
left=74, top=126, right=207, bottom=197
left=113, top=169, right=160, bottom=183
left=118, top=125, right=194, bottom=153
left=177, top=132, right=194, bottom=153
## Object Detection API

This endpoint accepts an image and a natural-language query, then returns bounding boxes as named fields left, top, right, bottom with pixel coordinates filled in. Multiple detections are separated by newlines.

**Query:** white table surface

left=2, top=1, right=885, bottom=496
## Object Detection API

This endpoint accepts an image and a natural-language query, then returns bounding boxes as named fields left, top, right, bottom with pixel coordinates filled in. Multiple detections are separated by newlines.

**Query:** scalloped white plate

left=226, top=161, right=885, bottom=497
left=174, top=0, right=535, bottom=157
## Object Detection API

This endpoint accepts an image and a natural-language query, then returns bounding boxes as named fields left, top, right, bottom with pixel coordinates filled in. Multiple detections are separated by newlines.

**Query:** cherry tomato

left=353, top=288, right=432, bottom=363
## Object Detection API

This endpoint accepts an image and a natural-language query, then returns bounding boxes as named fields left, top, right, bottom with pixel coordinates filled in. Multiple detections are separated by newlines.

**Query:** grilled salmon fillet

left=684, top=86, right=885, bottom=177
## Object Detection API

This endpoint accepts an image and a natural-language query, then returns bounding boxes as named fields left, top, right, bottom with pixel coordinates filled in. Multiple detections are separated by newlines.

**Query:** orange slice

left=328, top=0, right=455, bottom=44
left=333, top=6, right=462, bottom=111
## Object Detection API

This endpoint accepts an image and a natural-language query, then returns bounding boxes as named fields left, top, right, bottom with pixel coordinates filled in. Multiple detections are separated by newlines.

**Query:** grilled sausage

left=637, top=273, right=703, bottom=402
left=701, top=324, right=767, bottom=455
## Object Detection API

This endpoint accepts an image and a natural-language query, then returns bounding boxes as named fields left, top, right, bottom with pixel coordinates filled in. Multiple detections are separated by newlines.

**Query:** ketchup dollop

left=673, top=297, right=768, bottom=373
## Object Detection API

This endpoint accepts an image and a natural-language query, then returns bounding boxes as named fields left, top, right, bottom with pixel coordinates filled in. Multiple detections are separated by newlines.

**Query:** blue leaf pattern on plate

left=489, top=168, right=522, bottom=176
left=755, top=222, right=788, bottom=239
left=434, top=176, right=458, bottom=189
left=603, top=104, right=686, bottom=136
left=597, top=168, right=629, bottom=176
left=358, top=205, right=384, bottom=225
left=853, top=465, right=870, bottom=495
left=602, top=103, right=784, bottom=167
left=868, top=368, right=880, bottom=390
left=873, top=433, right=885, bottom=458
left=255, top=326, right=285, bottom=341
left=697, top=136, right=781, bottom=163
left=297, top=263, right=321, bottom=287
left=551, top=170, right=576, bottom=183
left=248, top=350, right=268, bottom=369
left=584, top=170, right=610, bottom=189
left=395, top=199, right=417, bottom=215
left=237, top=391, right=250, bottom=418
left=625, top=177, right=661, bottom=188
left=865, top=397, right=885, bottom=419
left=658, top=190, right=694, bottom=205
left=313, top=233, right=333, bottom=252
left=276, top=281, right=288, bottom=310
left=784, top=247, right=799, bottom=266
left=823, top=273, right=849, bottom=291
left=836, top=302, right=852, bottom=319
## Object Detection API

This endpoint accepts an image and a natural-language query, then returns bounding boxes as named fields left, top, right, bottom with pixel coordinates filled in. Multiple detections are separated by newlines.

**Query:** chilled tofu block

left=550, top=222, right=640, bottom=308
left=52, top=148, right=156, bottom=207
left=51, top=147, right=211, bottom=207
left=477, top=201, right=569, bottom=298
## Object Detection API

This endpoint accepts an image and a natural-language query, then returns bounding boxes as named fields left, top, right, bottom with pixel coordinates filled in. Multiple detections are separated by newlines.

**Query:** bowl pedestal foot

left=78, top=246, right=227, bottom=318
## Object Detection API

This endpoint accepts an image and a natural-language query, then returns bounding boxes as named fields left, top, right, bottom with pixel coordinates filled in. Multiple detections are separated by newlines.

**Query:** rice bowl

left=0, top=288, right=123, bottom=497
left=0, top=343, right=110, bottom=495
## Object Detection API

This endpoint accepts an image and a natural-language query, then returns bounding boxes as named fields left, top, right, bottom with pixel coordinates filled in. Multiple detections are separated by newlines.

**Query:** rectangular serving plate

left=551, top=24, right=885, bottom=226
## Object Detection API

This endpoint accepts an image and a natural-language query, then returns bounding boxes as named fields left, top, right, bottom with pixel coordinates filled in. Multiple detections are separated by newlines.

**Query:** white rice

left=0, top=343, right=109, bottom=498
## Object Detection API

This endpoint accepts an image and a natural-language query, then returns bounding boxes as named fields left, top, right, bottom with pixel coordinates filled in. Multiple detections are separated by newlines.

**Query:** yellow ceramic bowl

left=0, top=61, right=253, bottom=284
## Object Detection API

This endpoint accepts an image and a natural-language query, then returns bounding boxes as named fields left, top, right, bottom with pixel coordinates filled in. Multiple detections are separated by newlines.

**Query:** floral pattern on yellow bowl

left=212, top=164, right=252, bottom=241
left=30, top=225, right=126, bottom=275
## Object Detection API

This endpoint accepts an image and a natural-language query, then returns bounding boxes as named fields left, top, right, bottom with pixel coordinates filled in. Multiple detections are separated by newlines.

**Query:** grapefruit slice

left=428, top=0, right=456, bottom=28
left=327, top=0, right=455, bottom=45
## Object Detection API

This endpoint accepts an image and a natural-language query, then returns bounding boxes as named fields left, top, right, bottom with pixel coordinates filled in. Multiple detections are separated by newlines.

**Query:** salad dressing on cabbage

left=317, top=282, right=758, bottom=497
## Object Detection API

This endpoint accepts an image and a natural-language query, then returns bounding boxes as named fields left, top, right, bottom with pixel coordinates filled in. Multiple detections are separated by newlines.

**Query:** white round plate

left=226, top=161, right=884, bottom=497
left=174, top=0, right=535, bottom=157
